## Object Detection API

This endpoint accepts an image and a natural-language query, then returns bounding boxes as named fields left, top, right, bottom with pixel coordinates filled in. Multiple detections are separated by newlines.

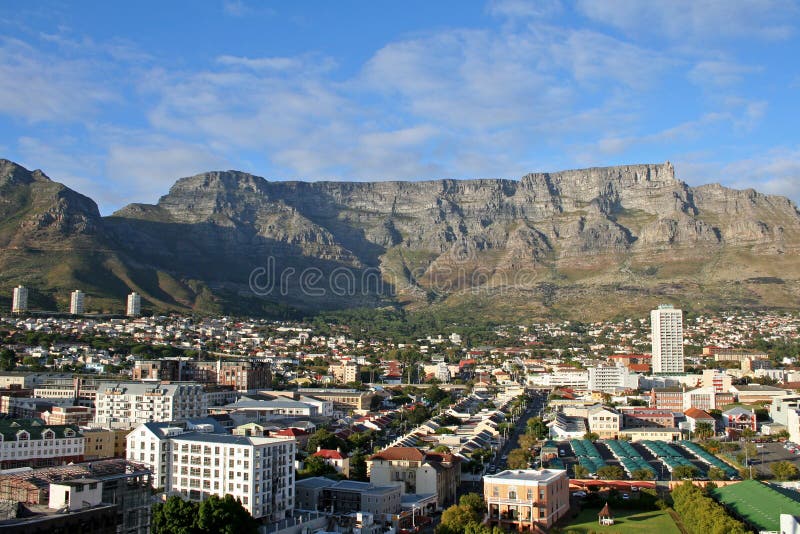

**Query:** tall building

left=12, top=285, right=28, bottom=313
left=70, top=290, right=85, bottom=314
left=126, top=292, right=141, bottom=317
left=168, top=432, right=295, bottom=521
left=651, top=304, right=684, bottom=373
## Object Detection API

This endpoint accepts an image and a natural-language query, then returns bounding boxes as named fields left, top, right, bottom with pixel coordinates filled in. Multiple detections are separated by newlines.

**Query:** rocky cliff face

left=1, top=158, right=799, bottom=318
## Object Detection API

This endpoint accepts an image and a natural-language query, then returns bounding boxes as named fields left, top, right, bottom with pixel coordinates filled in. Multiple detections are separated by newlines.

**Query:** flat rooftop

left=485, top=469, right=566, bottom=483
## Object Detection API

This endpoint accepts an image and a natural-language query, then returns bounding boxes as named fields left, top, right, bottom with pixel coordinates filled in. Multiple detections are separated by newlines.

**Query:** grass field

left=557, top=506, right=681, bottom=533
left=712, top=479, right=800, bottom=532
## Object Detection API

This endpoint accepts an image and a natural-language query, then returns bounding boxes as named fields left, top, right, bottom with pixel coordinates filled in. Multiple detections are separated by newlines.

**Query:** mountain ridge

left=1, top=158, right=799, bottom=320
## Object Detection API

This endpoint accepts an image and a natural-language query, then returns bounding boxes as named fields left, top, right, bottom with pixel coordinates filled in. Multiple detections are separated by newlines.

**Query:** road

left=491, top=390, right=547, bottom=472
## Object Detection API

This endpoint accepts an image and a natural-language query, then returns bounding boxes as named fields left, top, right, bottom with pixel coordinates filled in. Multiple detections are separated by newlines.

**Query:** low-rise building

left=368, top=447, right=460, bottom=510
left=619, top=408, right=677, bottom=428
left=484, top=469, right=569, bottom=531
left=587, top=406, right=620, bottom=439
left=311, top=448, right=350, bottom=477
left=0, top=419, right=84, bottom=469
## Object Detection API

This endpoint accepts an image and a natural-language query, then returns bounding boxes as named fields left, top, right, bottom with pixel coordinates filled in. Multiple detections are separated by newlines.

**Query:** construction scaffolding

left=0, top=459, right=151, bottom=504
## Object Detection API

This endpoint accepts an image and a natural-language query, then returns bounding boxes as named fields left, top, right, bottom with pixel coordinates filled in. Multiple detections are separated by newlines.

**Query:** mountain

left=1, top=158, right=799, bottom=320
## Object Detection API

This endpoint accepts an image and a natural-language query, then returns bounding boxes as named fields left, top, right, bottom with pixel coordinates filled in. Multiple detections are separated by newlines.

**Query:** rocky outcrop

left=1, top=158, right=799, bottom=318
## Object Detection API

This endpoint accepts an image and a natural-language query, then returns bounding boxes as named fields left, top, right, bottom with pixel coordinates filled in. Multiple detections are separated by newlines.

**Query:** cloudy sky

left=1, top=0, right=799, bottom=213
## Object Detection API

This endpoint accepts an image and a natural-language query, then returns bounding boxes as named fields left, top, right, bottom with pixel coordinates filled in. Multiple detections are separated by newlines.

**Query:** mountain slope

left=1, top=158, right=799, bottom=319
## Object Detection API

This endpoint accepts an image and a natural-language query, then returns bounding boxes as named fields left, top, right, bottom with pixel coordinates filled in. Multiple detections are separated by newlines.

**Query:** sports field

left=712, top=479, right=800, bottom=532
left=557, top=507, right=680, bottom=533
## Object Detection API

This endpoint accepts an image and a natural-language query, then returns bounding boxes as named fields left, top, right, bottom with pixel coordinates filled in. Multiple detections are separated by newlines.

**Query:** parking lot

left=555, top=439, right=712, bottom=481
left=748, top=441, right=800, bottom=476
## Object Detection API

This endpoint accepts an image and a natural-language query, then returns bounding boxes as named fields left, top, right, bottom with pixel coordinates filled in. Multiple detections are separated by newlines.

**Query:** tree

left=458, top=493, right=484, bottom=517
left=672, top=465, right=698, bottom=479
left=437, top=503, right=481, bottom=534
left=775, top=429, right=791, bottom=440
left=152, top=496, right=200, bottom=534
left=507, top=448, right=531, bottom=469
left=526, top=417, right=549, bottom=439
left=707, top=466, right=727, bottom=481
left=434, top=445, right=452, bottom=453
left=300, top=455, right=337, bottom=478
left=0, top=348, right=15, bottom=371
left=349, top=453, right=368, bottom=481
left=197, top=494, right=259, bottom=534
left=631, top=468, right=654, bottom=480
left=306, top=429, right=344, bottom=453
left=596, top=465, right=625, bottom=480
left=771, top=461, right=800, bottom=481
left=518, top=433, right=538, bottom=450
left=583, top=432, right=600, bottom=442
left=573, top=464, right=590, bottom=478
left=694, top=422, right=714, bottom=439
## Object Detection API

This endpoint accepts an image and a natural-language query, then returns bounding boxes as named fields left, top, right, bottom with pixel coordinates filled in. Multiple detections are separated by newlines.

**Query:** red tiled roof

left=313, top=449, right=345, bottom=460
left=274, top=428, right=309, bottom=436
left=369, top=447, right=425, bottom=462
left=684, top=407, right=714, bottom=420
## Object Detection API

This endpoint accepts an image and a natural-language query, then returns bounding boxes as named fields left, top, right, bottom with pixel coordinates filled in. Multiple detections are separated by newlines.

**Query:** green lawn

left=557, top=506, right=681, bottom=533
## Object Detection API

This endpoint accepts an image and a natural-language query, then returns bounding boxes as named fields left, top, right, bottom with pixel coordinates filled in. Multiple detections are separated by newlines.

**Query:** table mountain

left=1, top=158, right=798, bottom=319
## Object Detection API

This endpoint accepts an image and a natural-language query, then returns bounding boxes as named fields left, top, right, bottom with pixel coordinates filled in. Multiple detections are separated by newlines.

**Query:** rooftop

left=485, top=469, right=566, bottom=483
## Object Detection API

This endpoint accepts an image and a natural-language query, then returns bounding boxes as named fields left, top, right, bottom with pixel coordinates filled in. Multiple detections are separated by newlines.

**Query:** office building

left=12, top=285, right=28, bottom=313
left=651, top=304, right=684, bottom=373
left=126, top=292, right=141, bottom=317
left=484, top=469, right=570, bottom=531
left=70, top=290, right=85, bottom=314
left=295, top=477, right=402, bottom=521
left=168, top=432, right=295, bottom=521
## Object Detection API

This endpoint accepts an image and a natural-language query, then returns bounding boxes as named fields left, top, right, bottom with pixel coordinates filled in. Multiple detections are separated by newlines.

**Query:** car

left=756, top=444, right=765, bottom=448
left=622, top=493, right=630, bottom=500
left=631, top=486, right=639, bottom=492
left=573, top=491, right=587, bottom=498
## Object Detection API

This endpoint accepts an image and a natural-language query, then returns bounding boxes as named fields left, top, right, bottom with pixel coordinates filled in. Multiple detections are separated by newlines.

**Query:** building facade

left=367, top=447, right=460, bottom=510
left=95, top=381, right=207, bottom=429
left=0, top=420, right=84, bottom=469
left=484, top=469, right=570, bottom=531
left=70, top=290, right=85, bottom=314
left=168, top=433, right=295, bottom=521
left=126, top=292, right=141, bottom=317
left=12, top=285, right=28, bottom=313
left=651, top=304, right=684, bottom=373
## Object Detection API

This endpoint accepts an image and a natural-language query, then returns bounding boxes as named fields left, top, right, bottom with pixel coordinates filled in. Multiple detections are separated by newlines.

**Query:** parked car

left=573, top=491, right=587, bottom=498
left=622, top=493, right=630, bottom=500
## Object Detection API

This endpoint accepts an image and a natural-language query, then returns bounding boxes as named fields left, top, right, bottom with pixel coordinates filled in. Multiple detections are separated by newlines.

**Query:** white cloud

left=486, top=0, right=562, bottom=19
left=576, top=0, right=797, bottom=42
left=688, top=60, right=762, bottom=87
left=0, top=37, right=117, bottom=123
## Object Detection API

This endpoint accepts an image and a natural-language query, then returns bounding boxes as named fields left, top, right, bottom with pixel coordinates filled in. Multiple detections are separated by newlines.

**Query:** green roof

left=0, top=418, right=82, bottom=440
left=712, top=479, right=800, bottom=532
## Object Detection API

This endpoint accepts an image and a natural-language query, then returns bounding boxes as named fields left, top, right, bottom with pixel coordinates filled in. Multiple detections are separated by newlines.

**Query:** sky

left=1, top=0, right=799, bottom=214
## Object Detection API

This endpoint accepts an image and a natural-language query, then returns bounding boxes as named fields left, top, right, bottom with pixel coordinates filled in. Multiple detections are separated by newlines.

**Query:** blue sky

left=1, top=0, right=799, bottom=213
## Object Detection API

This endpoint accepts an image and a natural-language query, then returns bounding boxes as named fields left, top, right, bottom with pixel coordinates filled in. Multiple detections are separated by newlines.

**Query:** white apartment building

left=12, top=285, right=28, bottom=313
left=126, top=292, right=141, bottom=317
left=529, top=368, right=589, bottom=389
left=70, top=290, right=85, bottom=314
left=587, top=406, right=621, bottom=439
left=651, top=305, right=684, bottom=373
left=127, top=422, right=186, bottom=490
left=587, top=365, right=640, bottom=393
left=95, top=382, right=207, bottom=429
left=701, top=369, right=733, bottom=392
left=0, top=422, right=84, bottom=468
left=168, top=433, right=295, bottom=521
